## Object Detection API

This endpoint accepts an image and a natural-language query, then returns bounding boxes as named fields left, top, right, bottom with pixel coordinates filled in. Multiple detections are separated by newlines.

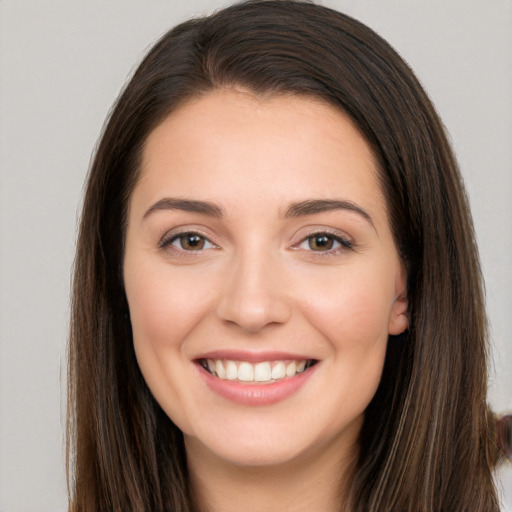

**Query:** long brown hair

left=68, top=1, right=501, bottom=510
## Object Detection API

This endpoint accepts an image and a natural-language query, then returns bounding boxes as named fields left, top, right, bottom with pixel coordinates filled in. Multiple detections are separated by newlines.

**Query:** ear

left=388, top=265, right=409, bottom=335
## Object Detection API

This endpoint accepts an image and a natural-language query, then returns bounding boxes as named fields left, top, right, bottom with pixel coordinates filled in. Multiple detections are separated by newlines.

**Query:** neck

left=185, top=435, right=358, bottom=512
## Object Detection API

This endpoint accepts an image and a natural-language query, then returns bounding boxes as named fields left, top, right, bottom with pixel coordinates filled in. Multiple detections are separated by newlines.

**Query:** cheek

left=125, top=262, right=214, bottom=349
left=294, top=262, right=396, bottom=414
left=124, top=263, right=218, bottom=434
left=124, top=261, right=211, bottom=392
left=299, top=264, right=396, bottom=349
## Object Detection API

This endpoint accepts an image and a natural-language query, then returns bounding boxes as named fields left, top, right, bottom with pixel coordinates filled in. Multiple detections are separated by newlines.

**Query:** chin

left=183, top=409, right=364, bottom=471
left=186, top=432, right=315, bottom=468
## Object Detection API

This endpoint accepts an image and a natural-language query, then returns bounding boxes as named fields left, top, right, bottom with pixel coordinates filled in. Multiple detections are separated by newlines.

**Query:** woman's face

left=123, top=89, right=408, bottom=469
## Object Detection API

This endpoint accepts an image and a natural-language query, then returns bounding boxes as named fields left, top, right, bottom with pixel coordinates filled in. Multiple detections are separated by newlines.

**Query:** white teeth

left=296, top=360, right=306, bottom=373
left=271, top=362, right=286, bottom=380
left=238, top=362, right=254, bottom=381
left=254, top=362, right=272, bottom=382
left=225, top=360, right=238, bottom=380
left=286, top=361, right=297, bottom=377
left=215, top=360, right=226, bottom=379
left=203, top=358, right=313, bottom=383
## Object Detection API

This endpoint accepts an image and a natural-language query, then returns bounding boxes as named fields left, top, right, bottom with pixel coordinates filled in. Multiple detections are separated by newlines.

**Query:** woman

left=67, top=1, right=505, bottom=510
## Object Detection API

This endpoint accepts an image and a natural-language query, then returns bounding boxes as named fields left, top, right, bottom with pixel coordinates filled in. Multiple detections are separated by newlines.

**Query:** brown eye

left=298, top=232, right=353, bottom=253
left=160, top=231, right=217, bottom=253
left=178, top=233, right=206, bottom=250
left=308, top=234, right=334, bottom=251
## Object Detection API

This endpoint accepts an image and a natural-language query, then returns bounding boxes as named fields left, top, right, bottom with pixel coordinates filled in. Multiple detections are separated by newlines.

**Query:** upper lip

left=194, top=349, right=316, bottom=363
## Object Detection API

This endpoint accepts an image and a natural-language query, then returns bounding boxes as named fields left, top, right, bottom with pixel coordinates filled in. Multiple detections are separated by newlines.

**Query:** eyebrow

left=284, top=199, right=374, bottom=227
left=143, top=198, right=225, bottom=219
left=143, top=197, right=374, bottom=228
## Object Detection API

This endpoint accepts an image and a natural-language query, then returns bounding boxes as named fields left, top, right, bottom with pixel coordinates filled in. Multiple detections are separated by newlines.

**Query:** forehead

left=135, top=89, right=387, bottom=222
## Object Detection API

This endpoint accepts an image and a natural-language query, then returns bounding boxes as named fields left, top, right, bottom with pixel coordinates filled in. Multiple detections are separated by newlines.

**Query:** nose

left=216, top=251, right=292, bottom=333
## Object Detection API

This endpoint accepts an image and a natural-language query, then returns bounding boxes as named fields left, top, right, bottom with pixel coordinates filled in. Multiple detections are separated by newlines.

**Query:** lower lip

left=197, top=363, right=317, bottom=406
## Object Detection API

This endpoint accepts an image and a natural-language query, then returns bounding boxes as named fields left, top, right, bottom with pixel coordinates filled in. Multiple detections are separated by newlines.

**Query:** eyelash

left=159, top=230, right=353, bottom=256
left=159, top=231, right=218, bottom=252
left=294, top=231, right=353, bottom=255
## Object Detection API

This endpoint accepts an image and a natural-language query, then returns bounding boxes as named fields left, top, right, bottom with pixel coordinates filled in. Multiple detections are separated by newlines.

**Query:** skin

left=123, top=89, right=408, bottom=511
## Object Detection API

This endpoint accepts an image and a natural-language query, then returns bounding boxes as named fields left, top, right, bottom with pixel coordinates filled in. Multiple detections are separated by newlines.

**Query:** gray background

left=0, top=1, right=510, bottom=510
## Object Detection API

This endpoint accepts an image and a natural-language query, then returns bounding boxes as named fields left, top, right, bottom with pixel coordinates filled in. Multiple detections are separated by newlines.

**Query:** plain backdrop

left=0, top=1, right=511, bottom=511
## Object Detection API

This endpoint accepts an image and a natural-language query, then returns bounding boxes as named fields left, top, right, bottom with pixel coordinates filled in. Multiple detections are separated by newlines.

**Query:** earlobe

left=388, top=294, right=409, bottom=335
left=389, top=264, right=408, bottom=335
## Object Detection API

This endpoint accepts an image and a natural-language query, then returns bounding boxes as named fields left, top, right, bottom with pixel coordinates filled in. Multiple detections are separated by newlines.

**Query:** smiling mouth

left=197, top=358, right=317, bottom=384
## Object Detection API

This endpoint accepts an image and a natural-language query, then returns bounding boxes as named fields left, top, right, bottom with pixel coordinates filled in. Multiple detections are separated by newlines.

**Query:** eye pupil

left=309, top=234, right=333, bottom=251
left=181, top=233, right=204, bottom=250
